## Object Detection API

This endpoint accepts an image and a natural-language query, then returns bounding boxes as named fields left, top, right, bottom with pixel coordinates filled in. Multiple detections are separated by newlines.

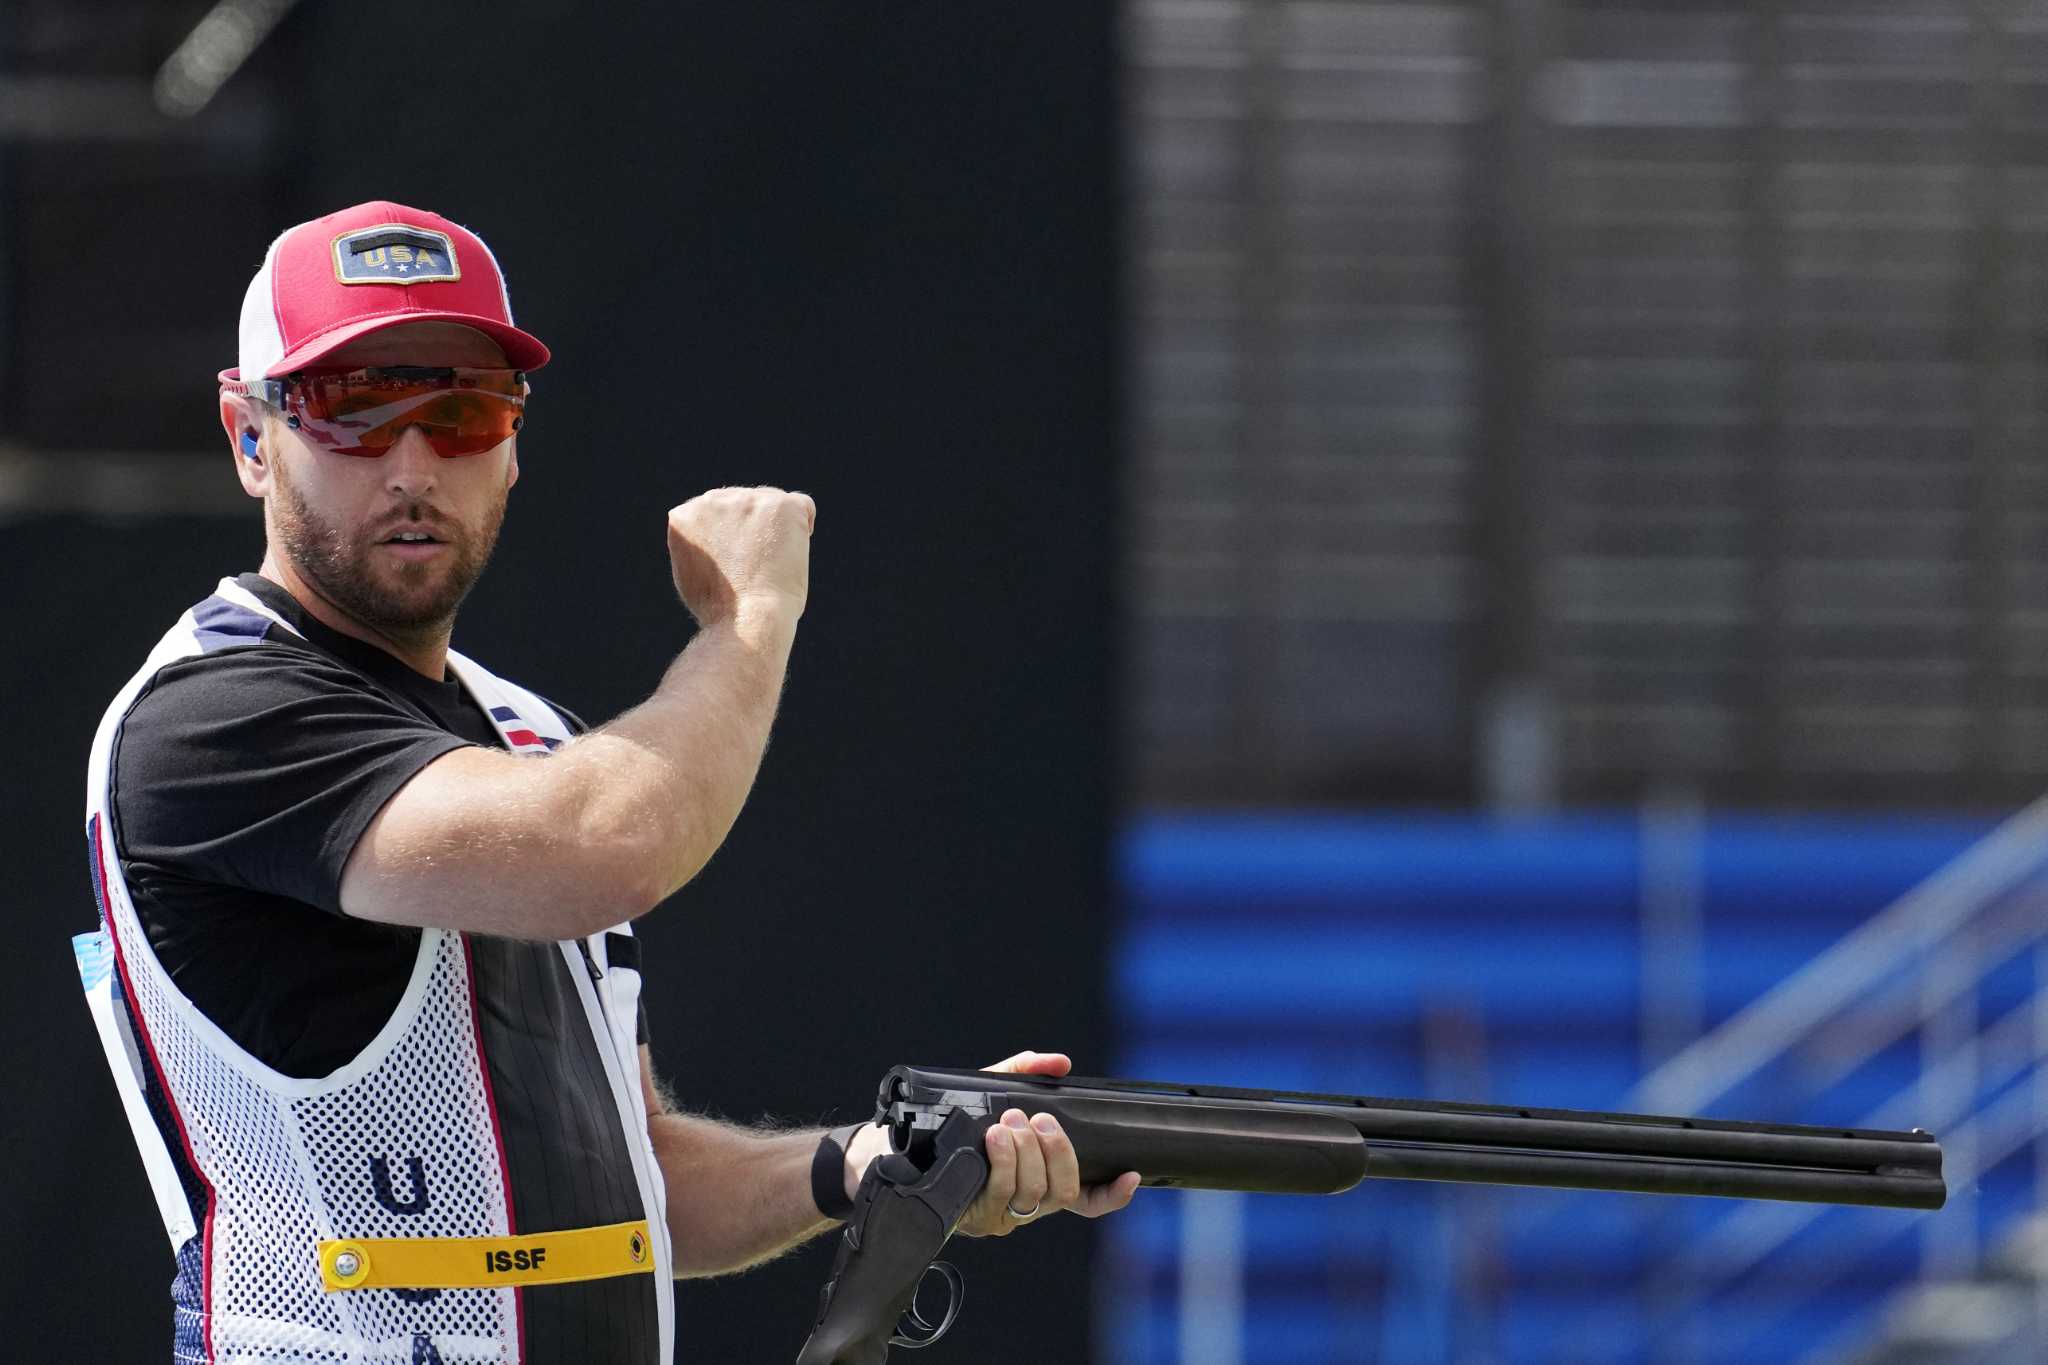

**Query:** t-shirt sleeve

left=111, top=645, right=477, bottom=915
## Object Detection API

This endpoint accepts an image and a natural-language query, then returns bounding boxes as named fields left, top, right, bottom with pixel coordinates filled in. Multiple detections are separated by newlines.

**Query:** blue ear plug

left=240, top=432, right=260, bottom=460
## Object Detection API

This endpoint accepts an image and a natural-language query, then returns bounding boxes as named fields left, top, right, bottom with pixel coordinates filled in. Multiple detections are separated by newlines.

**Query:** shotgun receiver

left=794, top=1065, right=1945, bottom=1364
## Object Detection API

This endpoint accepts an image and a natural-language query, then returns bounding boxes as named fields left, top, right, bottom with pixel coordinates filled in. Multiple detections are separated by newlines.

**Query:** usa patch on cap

left=227, top=200, right=550, bottom=378
left=331, top=224, right=460, bottom=285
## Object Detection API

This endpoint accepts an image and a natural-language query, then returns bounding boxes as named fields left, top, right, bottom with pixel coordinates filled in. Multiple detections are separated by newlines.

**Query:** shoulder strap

left=211, top=576, right=305, bottom=638
left=443, top=649, right=573, bottom=756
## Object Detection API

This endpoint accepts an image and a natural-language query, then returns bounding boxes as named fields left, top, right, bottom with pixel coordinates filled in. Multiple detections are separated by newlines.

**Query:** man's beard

left=268, top=460, right=506, bottom=646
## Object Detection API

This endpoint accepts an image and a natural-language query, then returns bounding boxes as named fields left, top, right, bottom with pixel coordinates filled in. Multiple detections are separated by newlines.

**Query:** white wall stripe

left=0, top=447, right=246, bottom=521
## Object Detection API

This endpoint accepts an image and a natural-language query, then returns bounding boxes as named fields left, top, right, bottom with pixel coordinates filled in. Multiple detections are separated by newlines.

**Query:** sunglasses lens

left=289, top=370, right=525, bottom=457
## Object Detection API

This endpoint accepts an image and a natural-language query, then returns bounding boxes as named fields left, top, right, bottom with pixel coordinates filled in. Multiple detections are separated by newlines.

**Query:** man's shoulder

left=108, top=645, right=405, bottom=811
left=129, top=638, right=367, bottom=719
left=123, top=587, right=362, bottom=705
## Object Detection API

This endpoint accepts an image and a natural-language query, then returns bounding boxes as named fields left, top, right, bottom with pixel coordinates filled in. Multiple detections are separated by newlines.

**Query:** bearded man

left=76, top=200, right=1135, bottom=1365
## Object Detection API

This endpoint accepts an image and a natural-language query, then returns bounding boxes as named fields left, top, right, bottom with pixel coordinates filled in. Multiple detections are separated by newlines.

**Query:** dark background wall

left=1, top=5, right=1118, bottom=1360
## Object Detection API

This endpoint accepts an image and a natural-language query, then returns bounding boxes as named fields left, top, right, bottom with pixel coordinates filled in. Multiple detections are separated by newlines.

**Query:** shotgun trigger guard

left=887, top=1260, right=964, bottom=1349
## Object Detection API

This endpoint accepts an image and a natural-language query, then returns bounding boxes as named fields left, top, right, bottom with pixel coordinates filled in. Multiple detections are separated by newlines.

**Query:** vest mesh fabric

left=84, top=580, right=672, bottom=1363
left=103, top=842, right=517, bottom=1361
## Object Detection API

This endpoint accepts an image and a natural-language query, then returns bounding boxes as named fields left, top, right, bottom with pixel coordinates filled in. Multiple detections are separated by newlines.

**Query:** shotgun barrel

left=881, top=1066, right=1946, bottom=1210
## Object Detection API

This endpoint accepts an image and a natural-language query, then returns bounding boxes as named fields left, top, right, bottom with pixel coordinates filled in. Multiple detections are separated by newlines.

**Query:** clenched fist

left=666, top=487, right=816, bottom=631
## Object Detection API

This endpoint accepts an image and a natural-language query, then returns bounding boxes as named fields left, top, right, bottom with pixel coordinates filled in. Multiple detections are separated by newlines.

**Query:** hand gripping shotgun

left=794, top=1065, right=1946, bottom=1364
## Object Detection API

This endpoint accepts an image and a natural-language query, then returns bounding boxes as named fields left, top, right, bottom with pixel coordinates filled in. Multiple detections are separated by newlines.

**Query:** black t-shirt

left=109, top=573, right=626, bottom=1078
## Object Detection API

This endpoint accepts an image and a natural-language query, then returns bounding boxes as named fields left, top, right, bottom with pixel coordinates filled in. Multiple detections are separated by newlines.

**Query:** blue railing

left=1101, top=810, right=2017, bottom=1365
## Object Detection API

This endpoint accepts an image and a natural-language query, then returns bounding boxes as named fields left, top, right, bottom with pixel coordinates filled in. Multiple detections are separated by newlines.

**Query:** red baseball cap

left=223, top=200, right=551, bottom=382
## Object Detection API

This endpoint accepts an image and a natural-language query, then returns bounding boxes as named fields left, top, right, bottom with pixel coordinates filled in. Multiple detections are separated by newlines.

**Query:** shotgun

left=794, top=1065, right=1945, bottom=1364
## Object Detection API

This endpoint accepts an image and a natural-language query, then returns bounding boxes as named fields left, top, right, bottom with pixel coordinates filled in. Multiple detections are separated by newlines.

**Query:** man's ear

left=221, top=395, right=270, bottom=498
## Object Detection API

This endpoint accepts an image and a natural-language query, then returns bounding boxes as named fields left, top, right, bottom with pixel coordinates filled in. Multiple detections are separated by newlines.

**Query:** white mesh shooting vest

left=75, top=578, right=675, bottom=1364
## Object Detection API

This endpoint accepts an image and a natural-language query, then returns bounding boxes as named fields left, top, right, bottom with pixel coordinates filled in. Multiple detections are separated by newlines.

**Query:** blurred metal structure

left=1845, top=1214, right=2048, bottom=1363
left=1618, top=794, right=2048, bottom=1362
left=0, top=0, right=284, bottom=509
left=1126, top=0, right=2048, bottom=808
left=153, top=0, right=298, bottom=118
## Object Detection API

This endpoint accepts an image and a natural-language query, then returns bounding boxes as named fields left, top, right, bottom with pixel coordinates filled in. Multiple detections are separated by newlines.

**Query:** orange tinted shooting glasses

left=222, top=366, right=528, bottom=458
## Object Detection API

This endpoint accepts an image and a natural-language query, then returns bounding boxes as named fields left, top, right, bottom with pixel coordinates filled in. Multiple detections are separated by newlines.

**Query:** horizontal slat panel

left=1126, top=0, right=2048, bottom=805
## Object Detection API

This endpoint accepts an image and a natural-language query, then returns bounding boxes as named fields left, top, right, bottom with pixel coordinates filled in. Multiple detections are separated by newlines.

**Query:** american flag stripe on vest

left=488, top=704, right=560, bottom=753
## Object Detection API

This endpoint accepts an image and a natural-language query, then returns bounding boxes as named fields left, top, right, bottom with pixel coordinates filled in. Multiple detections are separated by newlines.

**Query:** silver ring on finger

left=1005, top=1198, right=1043, bottom=1220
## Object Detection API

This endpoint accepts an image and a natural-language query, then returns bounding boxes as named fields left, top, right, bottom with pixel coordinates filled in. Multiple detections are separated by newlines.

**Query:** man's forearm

left=556, top=600, right=799, bottom=911
left=647, top=1107, right=839, bottom=1278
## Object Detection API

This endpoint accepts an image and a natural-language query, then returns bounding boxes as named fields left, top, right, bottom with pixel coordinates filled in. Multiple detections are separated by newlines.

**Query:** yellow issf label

left=318, top=1219, right=654, bottom=1292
